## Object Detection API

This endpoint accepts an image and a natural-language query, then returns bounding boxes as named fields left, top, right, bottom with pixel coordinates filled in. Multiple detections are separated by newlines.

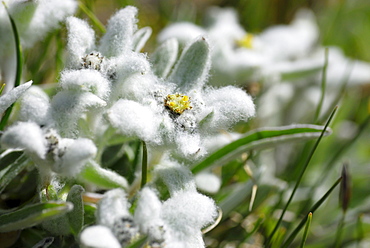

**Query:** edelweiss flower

left=65, top=6, right=151, bottom=81
left=107, top=37, right=255, bottom=159
left=0, top=121, right=97, bottom=178
left=158, top=7, right=319, bottom=86
left=80, top=160, right=218, bottom=248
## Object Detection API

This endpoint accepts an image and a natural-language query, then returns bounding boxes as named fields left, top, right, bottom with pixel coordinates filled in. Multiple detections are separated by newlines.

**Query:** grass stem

left=265, top=106, right=338, bottom=247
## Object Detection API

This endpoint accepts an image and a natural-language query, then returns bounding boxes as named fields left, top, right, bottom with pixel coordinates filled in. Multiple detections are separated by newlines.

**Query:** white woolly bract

left=161, top=191, right=217, bottom=247
left=99, top=6, right=138, bottom=57
left=59, top=70, right=111, bottom=100
left=175, top=131, right=205, bottom=158
left=53, top=138, right=97, bottom=177
left=154, top=161, right=197, bottom=196
left=66, top=16, right=96, bottom=68
left=107, top=99, right=161, bottom=144
left=51, top=91, right=106, bottom=136
left=203, top=86, right=255, bottom=130
left=1, top=121, right=46, bottom=159
left=80, top=225, right=121, bottom=248
left=0, top=81, right=32, bottom=115
left=97, top=188, right=130, bottom=228
left=195, top=172, right=221, bottom=194
left=134, top=188, right=163, bottom=237
left=108, top=52, right=150, bottom=79
left=19, top=86, right=51, bottom=126
left=110, top=73, right=157, bottom=103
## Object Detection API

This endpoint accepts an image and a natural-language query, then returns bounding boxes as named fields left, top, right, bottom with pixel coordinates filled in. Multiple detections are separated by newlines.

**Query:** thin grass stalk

left=141, top=141, right=148, bottom=188
left=78, top=2, right=106, bottom=33
left=300, top=212, right=312, bottom=248
left=314, top=48, right=329, bottom=123
left=299, top=115, right=369, bottom=215
left=334, top=213, right=346, bottom=248
left=282, top=176, right=342, bottom=247
left=265, top=106, right=338, bottom=247
left=0, top=2, right=23, bottom=130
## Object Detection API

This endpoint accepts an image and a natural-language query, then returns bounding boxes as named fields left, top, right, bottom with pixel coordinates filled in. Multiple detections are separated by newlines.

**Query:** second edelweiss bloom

left=107, top=37, right=255, bottom=159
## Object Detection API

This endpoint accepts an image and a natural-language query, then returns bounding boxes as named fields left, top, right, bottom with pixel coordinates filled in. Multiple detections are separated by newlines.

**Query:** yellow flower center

left=236, top=33, right=254, bottom=49
left=164, top=93, right=192, bottom=115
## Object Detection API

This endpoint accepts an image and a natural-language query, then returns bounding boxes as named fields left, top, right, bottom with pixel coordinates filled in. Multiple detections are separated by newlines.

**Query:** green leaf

left=192, top=124, right=332, bottom=174
left=168, top=37, right=210, bottom=91
left=79, top=161, right=128, bottom=189
left=67, top=185, right=85, bottom=235
left=0, top=150, right=24, bottom=171
left=0, top=153, right=28, bottom=194
left=151, top=38, right=179, bottom=79
left=0, top=202, right=73, bottom=232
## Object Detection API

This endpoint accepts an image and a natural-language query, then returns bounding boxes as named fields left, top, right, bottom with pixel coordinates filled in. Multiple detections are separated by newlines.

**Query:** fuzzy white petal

left=51, top=91, right=106, bottom=136
left=1, top=121, right=46, bottom=158
left=80, top=225, right=120, bottom=248
left=59, top=70, right=111, bottom=100
left=161, top=191, right=217, bottom=247
left=203, top=86, right=255, bottom=130
left=96, top=188, right=129, bottom=228
left=107, top=99, right=161, bottom=143
left=0, top=81, right=32, bottom=115
left=52, top=138, right=97, bottom=176
left=195, top=172, right=221, bottom=194
left=19, top=86, right=51, bottom=126
left=154, top=161, right=197, bottom=196
left=66, top=17, right=96, bottom=68
left=134, top=187, right=164, bottom=240
left=99, top=6, right=138, bottom=57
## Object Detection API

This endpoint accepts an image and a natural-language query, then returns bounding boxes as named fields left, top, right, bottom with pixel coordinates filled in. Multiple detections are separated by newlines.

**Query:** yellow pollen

left=164, top=93, right=192, bottom=114
left=236, top=33, right=254, bottom=49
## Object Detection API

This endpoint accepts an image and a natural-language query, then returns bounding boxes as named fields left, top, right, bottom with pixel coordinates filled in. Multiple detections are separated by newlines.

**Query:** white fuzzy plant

left=0, top=5, right=256, bottom=248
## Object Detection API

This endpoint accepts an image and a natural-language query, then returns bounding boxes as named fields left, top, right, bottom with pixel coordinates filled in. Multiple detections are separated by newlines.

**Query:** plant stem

left=265, top=106, right=338, bottom=247
left=141, top=141, right=148, bottom=188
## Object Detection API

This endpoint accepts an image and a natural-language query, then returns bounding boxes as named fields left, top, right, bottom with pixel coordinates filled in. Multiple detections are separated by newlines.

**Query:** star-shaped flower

left=107, top=37, right=255, bottom=159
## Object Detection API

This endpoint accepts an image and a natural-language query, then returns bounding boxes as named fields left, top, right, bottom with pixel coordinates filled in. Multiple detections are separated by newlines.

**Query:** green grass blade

left=0, top=153, right=28, bottom=194
left=282, top=176, right=342, bottom=248
left=0, top=202, right=73, bottom=232
left=78, top=2, right=106, bottom=33
left=192, top=124, right=332, bottom=174
left=265, top=107, right=337, bottom=246
left=300, top=212, right=312, bottom=248
left=0, top=2, right=23, bottom=130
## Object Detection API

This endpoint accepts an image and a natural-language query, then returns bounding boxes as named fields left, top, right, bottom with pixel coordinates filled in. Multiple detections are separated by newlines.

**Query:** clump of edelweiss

left=107, top=36, right=255, bottom=159
left=80, top=160, right=217, bottom=248
left=51, top=6, right=152, bottom=138
left=157, top=7, right=319, bottom=86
